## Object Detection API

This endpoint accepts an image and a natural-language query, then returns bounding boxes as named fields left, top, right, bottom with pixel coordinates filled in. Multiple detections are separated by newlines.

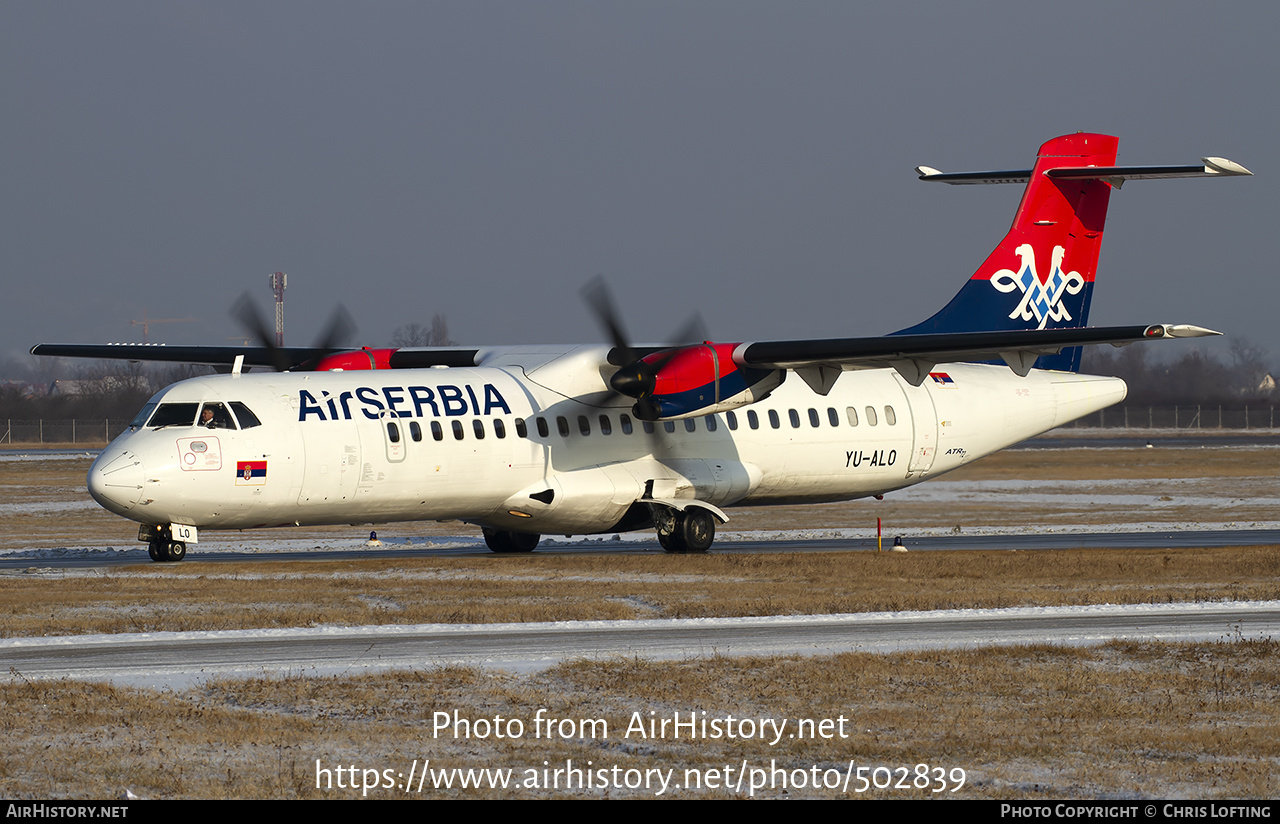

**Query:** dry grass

left=4, top=547, right=1280, bottom=637
left=2, top=640, right=1277, bottom=798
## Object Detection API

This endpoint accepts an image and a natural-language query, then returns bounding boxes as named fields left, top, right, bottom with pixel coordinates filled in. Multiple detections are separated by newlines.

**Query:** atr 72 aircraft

left=34, top=134, right=1250, bottom=562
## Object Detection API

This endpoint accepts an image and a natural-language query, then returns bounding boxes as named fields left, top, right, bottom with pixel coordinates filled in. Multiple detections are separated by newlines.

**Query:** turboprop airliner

left=34, top=133, right=1251, bottom=561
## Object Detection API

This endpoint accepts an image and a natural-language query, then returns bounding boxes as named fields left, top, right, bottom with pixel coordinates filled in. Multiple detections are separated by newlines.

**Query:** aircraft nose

left=87, top=448, right=146, bottom=515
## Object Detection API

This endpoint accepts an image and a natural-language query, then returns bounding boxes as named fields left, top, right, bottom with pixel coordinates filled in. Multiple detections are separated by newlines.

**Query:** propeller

left=230, top=292, right=357, bottom=371
left=581, top=276, right=708, bottom=421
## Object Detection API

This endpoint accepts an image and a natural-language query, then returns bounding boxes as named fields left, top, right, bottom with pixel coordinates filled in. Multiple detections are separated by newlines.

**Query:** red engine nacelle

left=612, top=342, right=783, bottom=420
left=311, top=347, right=399, bottom=371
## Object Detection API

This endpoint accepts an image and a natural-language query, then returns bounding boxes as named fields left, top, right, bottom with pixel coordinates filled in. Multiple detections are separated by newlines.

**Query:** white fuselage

left=87, top=345, right=1125, bottom=536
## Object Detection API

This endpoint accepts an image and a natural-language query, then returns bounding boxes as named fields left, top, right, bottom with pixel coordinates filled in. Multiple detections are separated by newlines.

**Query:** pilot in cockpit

left=199, top=403, right=232, bottom=429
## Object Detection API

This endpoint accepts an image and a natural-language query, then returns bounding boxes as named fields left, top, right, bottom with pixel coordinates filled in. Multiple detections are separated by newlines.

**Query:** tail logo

left=990, top=244, right=1085, bottom=329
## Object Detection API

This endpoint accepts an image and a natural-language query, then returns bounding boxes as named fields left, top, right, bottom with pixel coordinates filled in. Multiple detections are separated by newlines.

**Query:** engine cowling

left=311, top=347, right=398, bottom=371
left=610, top=342, right=782, bottom=420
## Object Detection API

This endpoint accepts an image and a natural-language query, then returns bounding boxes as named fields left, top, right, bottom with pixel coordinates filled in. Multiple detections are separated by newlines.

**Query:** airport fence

left=1068, top=404, right=1280, bottom=429
left=0, top=406, right=1277, bottom=444
left=0, top=419, right=132, bottom=445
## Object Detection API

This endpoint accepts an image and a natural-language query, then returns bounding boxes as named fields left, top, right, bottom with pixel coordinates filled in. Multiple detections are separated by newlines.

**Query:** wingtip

left=1161, top=324, right=1222, bottom=338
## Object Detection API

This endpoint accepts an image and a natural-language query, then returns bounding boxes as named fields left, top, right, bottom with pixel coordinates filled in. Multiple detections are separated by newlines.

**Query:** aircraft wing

left=733, top=323, right=1219, bottom=388
left=29, top=344, right=482, bottom=370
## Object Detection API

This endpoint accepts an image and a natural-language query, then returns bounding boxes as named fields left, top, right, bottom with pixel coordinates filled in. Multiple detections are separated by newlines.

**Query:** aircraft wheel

left=484, top=529, right=539, bottom=554
left=507, top=532, right=539, bottom=553
left=147, top=541, right=163, bottom=562
left=657, top=529, right=684, bottom=554
left=680, top=509, right=715, bottom=553
left=483, top=528, right=512, bottom=552
left=167, top=541, right=186, bottom=562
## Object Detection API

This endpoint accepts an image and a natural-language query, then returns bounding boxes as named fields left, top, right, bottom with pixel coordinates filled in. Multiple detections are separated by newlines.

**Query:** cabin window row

left=387, top=417, right=531, bottom=443
left=529, top=406, right=897, bottom=438
left=385, top=404, right=898, bottom=445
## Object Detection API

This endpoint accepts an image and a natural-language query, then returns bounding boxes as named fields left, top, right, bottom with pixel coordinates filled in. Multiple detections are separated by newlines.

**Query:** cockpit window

left=148, top=403, right=199, bottom=429
left=129, top=402, right=158, bottom=429
left=228, top=402, right=262, bottom=429
left=199, top=402, right=235, bottom=430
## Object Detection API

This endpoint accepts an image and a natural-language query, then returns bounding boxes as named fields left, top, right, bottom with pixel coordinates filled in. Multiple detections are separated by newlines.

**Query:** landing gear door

left=893, top=373, right=938, bottom=477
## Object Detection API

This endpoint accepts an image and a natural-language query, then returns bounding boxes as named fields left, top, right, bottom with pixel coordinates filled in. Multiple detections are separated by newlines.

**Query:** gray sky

left=2, top=2, right=1273, bottom=373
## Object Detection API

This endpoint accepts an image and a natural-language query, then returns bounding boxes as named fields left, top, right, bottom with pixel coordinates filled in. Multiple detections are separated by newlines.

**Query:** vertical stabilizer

left=894, top=133, right=1120, bottom=372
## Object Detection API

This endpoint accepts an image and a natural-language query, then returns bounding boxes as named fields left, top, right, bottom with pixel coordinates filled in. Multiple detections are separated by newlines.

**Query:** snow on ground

left=5, top=600, right=1277, bottom=688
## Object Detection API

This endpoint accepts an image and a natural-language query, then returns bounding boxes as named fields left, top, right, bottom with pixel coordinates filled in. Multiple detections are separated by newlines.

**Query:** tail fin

left=893, top=133, right=1120, bottom=372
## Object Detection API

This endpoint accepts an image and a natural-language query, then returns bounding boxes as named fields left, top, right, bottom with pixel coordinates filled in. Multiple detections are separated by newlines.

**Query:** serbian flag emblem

left=929, top=372, right=955, bottom=385
left=236, top=460, right=267, bottom=486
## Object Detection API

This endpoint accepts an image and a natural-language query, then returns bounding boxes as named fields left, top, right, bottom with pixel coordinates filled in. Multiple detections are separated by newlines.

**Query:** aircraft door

left=892, top=374, right=939, bottom=477
left=379, top=410, right=407, bottom=463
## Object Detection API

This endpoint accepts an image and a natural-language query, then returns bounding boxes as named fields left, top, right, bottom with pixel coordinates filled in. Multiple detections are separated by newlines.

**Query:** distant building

left=48, top=377, right=144, bottom=396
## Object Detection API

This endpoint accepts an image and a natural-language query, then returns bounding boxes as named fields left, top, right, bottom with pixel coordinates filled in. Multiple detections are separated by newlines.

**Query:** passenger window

left=726, top=411, right=738, bottom=431
left=229, top=402, right=262, bottom=429
left=620, top=414, right=633, bottom=435
left=557, top=416, right=570, bottom=437
left=827, top=407, right=839, bottom=427
left=748, top=410, right=759, bottom=430
left=643, top=421, right=655, bottom=435
left=846, top=407, right=859, bottom=426
left=536, top=417, right=549, bottom=438
left=788, top=409, right=800, bottom=428
left=578, top=415, right=591, bottom=436
left=452, top=420, right=465, bottom=440
left=515, top=418, right=528, bottom=438
left=768, top=410, right=780, bottom=429
left=664, top=421, right=676, bottom=433
left=599, top=415, right=612, bottom=435
left=885, top=406, right=897, bottom=425
left=808, top=408, right=820, bottom=427
left=387, top=422, right=401, bottom=443
left=431, top=421, right=443, bottom=441
left=865, top=406, right=878, bottom=426
left=705, top=415, right=717, bottom=432
left=494, top=419, right=506, bottom=439
left=410, top=421, right=422, bottom=442
left=685, top=419, right=697, bottom=433
left=473, top=419, right=485, bottom=439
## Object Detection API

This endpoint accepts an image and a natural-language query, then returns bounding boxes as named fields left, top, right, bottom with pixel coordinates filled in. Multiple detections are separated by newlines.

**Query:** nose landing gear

left=139, top=524, right=190, bottom=563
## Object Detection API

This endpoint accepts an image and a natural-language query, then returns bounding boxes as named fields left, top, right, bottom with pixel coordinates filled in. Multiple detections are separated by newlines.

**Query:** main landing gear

left=483, top=528, right=541, bottom=554
left=139, top=524, right=187, bottom=563
left=653, top=506, right=715, bottom=554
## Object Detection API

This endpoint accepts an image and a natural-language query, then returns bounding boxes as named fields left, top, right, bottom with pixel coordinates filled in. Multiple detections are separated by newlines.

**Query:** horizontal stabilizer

left=918, top=158, right=1252, bottom=185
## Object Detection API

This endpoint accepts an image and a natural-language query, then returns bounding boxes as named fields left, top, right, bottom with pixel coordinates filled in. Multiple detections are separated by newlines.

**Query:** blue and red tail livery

left=894, top=133, right=1120, bottom=371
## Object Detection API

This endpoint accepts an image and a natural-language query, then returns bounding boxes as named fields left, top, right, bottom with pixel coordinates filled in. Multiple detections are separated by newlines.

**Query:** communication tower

left=268, top=272, right=287, bottom=346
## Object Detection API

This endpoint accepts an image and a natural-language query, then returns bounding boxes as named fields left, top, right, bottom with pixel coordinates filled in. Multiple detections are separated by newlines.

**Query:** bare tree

left=392, top=313, right=454, bottom=347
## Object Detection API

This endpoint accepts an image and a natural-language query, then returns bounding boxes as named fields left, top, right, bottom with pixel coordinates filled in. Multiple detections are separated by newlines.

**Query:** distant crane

left=130, top=311, right=195, bottom=343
